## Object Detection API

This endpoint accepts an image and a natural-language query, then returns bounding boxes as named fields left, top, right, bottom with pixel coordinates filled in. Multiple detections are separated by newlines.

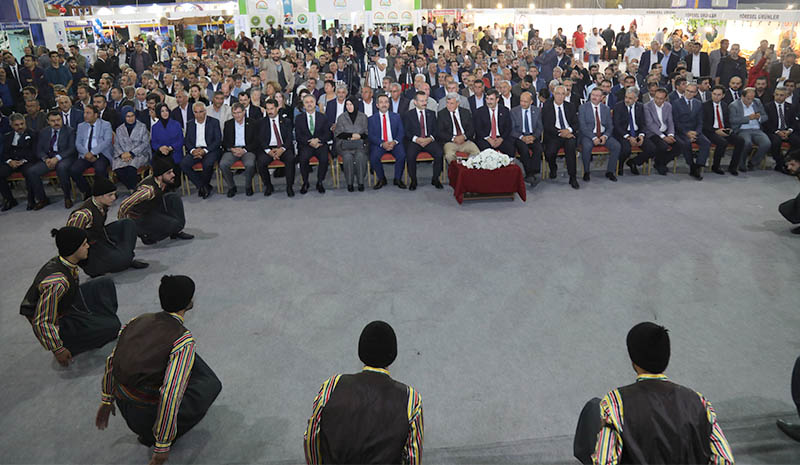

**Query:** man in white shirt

left=180, top=102, right=221, bottom=199
left=542, top=85, right=580, bottom=189
left=207, top=91, right=232, bottom=124
left=643, top=88, right=684, bottom=175
left=702, top=85, right=745, bottom=175
left=257, top=98, right=296, bottom=197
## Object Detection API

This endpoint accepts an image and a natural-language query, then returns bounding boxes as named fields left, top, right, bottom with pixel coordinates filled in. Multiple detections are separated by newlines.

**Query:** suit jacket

left=685, top=52, right=710, bottom=78
left=2, top=129, right=36, bottom=162
left=36, top=125, right=76, bottom=161
left=368, top=111, right=405, bottom=149
left=613, top=101, right=647, bottom=140
left=716, top=56, right=748, bottom=88
left=437, top=107, right=475, bottom=142
left=108, top=98, right=134, bottom=112
left=262, top=59, right=295, bottom=92
left=728, top=98, right=767, bottom=132
left=722, top=88, right=741, bottom=105
left=402, top=107, right=438, bottom=143
left=294, top=110, right=331, bottom=146
left=637, top=51, right=664, bottom=78
left=222, top=118, right=260, bottom=153
left=358, top=99, right=378, bottom=115
left=709, top=49, right=726, bottom=80
left=76, top=118, right=113, bottom=160
left=763, top=100, right=797, bottom=134
left=170, top=105, right=195, bottom=131
left=99, top=107, right=121, bottom=130
left=473, top=104, right=511, bottom=141
left=468, top=94, right=486, bottom=114
left=388, top=96, right=410, bottom=116
left=555, top=54, right=572, bottom=74
left=60, top=108, right=83, bottom=131
left=498, top=93, right=520, bottom=110
left=702, top=100, right=732, bottom=133
left=643, top=100, right=675, bottom=138
left=542, top=101, right=579, bottom=140
left=510, top=105, right=543, bottom=140
left=430, top=85, right=446, bottom=102
left=534, top=48, right=558, bottom=83
left=437, top=94, right=470, bottom=112
left=25, top=112, right=47, bottom=134
left=325, top=98, right=348, bottom=130
left=258, top=116, right=294, bottom=154
left=662, top=53, right=680, bottom=76
left=768, top=62, right=800, bottom=89
left=184, top=116, right=222, bottom=158
left=578, top=102, right=614, bottom=140
left=671, top=97, right=704, bottom=135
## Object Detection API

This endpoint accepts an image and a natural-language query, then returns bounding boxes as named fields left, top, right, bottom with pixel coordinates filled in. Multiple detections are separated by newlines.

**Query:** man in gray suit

left=709, top=39, right=728, bottom=83
left=729, top=87, right=771, bottom=171
left=511, top=91, right=544, bottom=186
left=644, top=88, right=685, bottom=175
left=671, top=83, right=709, bottom=180
left=438, top=80, right=470, bottom=112
left=578, top=88, right=622, bottom=181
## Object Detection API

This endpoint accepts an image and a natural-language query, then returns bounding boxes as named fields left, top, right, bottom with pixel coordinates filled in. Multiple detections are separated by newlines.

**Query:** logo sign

left=266, top=15, right=276, bottom=25
left=250, top=16, right=261, bottom=26
left=334, top=0, right=347, bottom=8
left=388, top=11, right=398, bottom=20
left=374, top=11, right=385, bottom=21
left=379, top=0, right=391, bottom=5
left=401, top=11, right=412, bottom=21
left=255, top=0, right=269, bottom=9
left=284, top=13, right=293, bottom=24
left=298, top=14, right=308, bottom=24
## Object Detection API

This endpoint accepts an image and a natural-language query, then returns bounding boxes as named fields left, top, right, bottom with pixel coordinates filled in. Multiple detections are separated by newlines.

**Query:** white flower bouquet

left=460, top=148, right=512, bottom=170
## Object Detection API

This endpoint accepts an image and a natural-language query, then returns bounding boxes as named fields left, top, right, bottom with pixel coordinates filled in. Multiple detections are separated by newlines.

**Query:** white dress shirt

left=195, top=119, right=207, bottom=149
left=553, top=102, right=572, bottom=132
left=654, top=104, right=668, bottom=135
left=268, top=117, right=282, bottom=146
left=234, top=120, right=246, bottom=146
left=591, top=103, right=605, bottom=135
left=741, top=103, right=760, bottom=130
left=179, top=105, right=188, bottom=130
left=691, top=54, right=700, bottom=74
left=775, top=101, right=792, bottom=132
left=378, top=111, right=393, bottom=141
left=62, top=112, right=71, bottom=127
left=625, top=104, right=639, bottom=136
left=412, top=109, right=428, bottom=143
left=335, top=100, right=345, bottom=120
left=362, top=99, right=374, bottom=117
left=450, top=110, right=463, bottom=139
left=502, top=94, right=513, bottom=108
left=712, top=102, right=723, bottom=129
left=473, top=94, right=484, bottom=109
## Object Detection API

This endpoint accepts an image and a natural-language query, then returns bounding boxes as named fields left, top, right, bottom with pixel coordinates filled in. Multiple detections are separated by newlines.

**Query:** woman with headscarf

left=150, top=102, right=184, bottom=187
left=334, top=97, right=368, bottom=191
left=113, top=106, right=151, bottom=190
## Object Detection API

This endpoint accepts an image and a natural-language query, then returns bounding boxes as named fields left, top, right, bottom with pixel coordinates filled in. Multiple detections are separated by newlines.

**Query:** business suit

left=437, top=94, right=470, bottom=112
left=661, top=53, right=680, bottom=77
left=0, top=129, right=39, bottom=205
left=729, top=98, right=771, bottom=170
left=325, top=98, right=348, bottom=135
left=764, top=100, right=800, bottom=168
left=437, top=107, right=480, bottom=163
left=256, top=115, right=296, bottom=193
left=638, top=51, right=663, bottom=78
left=702, top=100, right=745, bottom=172
left=295, top=110, right=331, bottom=187
left=388, top=96, right=410, bottom=116
left=181, top=116, right=222, bottom=194
left=368, top=111, right=406, bottom=182
left=29, top=125, right=76, bottom=201
left=542, top=100, right=580, bottom=178
left=468, top=94, right=486, bottom=114
left=474, top=104, right=515, bottom=157
left=671, top=97, right=710, bottom=169
left=535, top=48, right=558, bottom=83
left=510, top=104, right=544, bottom=178
left=685, top=52, right=710, bottom=79
left=72, top=119, right=113, bottom=195
left=613, top=101, right=657, bottom=172
left=722, top=87, right=742, bottom=105
left=98, top=107, right=121, bottom=130
left=219, top=118, right=260, bottom=194
left=359, top=100, right=378, bottom=117
left=643, top=100, right=685, bottom=173
left=60, top=108, right=83, bottom=130
left=768, top=62, right=800, bottom=90
left=497, top=93, right=520, bottom=110
left=402, top=107, right=443, bottom=185
left=170, top=105, right=195, bottom=132
left=577, top=102, right=621, bottom=175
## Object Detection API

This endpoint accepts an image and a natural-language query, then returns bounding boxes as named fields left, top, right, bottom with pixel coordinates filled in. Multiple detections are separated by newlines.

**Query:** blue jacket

left=150, top=119, right=185, bottom=163
left=368, top=111, right=404, bottom=149
left=671, top=97, right=704, bottom=135
left=184, top=116, right=222, bottom=157
left=578, top=102, right=614, bottom=140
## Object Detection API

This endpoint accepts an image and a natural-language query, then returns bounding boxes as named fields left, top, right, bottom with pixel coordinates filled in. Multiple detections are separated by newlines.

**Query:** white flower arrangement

left=460, top=148, right=512, bottom=170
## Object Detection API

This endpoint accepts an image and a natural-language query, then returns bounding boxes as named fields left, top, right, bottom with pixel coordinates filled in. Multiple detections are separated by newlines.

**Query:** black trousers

left=649, top=135, right=685, bottom=169
left=476, top=138, right=516, bottom=158
left=406, top=140, right=444, bottom=182
left=768, top=133, right=800, bottom=166
left=0, top=161, right=38, bottom=202
left=574, top=397, right=602, bottom=465
left=780, top=192, right=800, bottom=224
left=257, top=148, right=296, bottom=188
left=58, top=277, right=121, bottom=355
left=80, top=219, right=138, bottom=277
left=704, top=130, right=745, bottom=170
left=70, top=156, right=111, bottom=196
left=115, top=166, right=140, bottom=190
left=513, top=138, right=543, bottom=177
left=132, top=192, right=186, bottom=243
left=116, top=354, right=222, bottom=444
left=545, top=137, right=577, bottom=177
left=298, top=145, right=329, bottom=184
left=792, top=356, right=800, bottom=417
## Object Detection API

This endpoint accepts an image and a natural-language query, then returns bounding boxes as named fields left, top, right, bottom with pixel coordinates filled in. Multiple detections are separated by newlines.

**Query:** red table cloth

left=448, top=161, right=527, bottom=204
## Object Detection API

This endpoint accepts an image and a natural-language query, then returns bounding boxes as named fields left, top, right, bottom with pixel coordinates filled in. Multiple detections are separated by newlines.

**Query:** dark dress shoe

left=246, top=186, right=254, bottom=196
left=689, top=165, right=703, bottom=181
left=525, top=175, right=538, bottom=186
left=583, top=172, right=590, bottom=182
left=33, top=198, right=50, bottom=210
left=605, top=172, right=617, bottom=182
left=728, top=169, right=739, bottom=176
left=655, top=165, right=668, bottom=175
left=777, top=419, right=800, bottom=442
left=358, top=184, right=365, bottom=191
left=747, top=161, right=754, bottom=171
left=64, top=197, right=73, bottom=209
left=204, top=186, right=213, bottom=198
left=711, top=167, right=725, bottom=175
left=197, top=186, right=205, bottom=198
left=287, top=186, right=295, bottom=197
left=626, top=160, right=639, bottom=175
left=775, top=165, right=792, bottom=175
left=26, top=201, right=34, bottom=211
left=317, top=183, right=325, bottom=193
left=374, top=178, right=387, bottom=190
left=300, top=182, right=309, bottom=194
left=2, top=198, right=18, bottom=212
left=394, top=179, right=407, bottom=189
left=140, top=235, right=157, bottom=245
left=129, top=259, right=149, bottom=269
left=347, top=184, right=354, bottom=192
left=409, top=180, right=417, bottom=191
left=792, top=226, right=800, bottom=235
left=264, top=184, right=274, bottom=196
left=227, top=187, right=237, bottom=198
left=432, top=179, right=443, bottom=189
left=549, top=170, right=557, bottom=179
left=569, top=176, right=580, bottom=189
left=170, top=231, right=194, bottom=240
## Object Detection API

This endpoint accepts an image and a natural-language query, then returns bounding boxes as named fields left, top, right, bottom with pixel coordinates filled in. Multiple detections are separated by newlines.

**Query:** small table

left=447, top=161, right=527, bottom=204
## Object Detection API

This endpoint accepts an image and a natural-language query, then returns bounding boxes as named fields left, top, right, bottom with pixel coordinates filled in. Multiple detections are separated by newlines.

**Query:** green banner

left=414, top=0, right=420, bottom=8
left=238, top=0, right=247, bottom=14
left=365, top=0, right=372, bottom=11
left=309, top=0, right=316, bottom=12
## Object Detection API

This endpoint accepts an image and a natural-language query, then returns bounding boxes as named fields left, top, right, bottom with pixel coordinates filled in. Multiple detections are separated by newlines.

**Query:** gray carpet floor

left=1, top=162, right=799, bottom=464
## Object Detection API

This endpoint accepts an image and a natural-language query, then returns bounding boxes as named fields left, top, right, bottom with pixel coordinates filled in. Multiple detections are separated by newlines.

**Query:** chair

left=403, top=151, right=443, bottom=184
left=182, top=162, right=219, bottom=195
left=7, top=169, right=63, bottom=198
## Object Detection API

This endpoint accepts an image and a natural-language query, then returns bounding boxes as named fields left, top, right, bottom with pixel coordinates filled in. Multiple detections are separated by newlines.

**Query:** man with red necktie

left=474, top=89, right=514, bottom=157
left=368, top=94, right=407, bottom=189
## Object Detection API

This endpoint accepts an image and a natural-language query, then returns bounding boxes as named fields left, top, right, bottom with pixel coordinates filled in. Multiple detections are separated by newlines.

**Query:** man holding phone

left=703, top=85, right=745, bottom=175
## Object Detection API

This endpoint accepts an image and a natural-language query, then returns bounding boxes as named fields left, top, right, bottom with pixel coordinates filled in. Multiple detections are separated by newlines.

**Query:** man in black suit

left=258, top=98, right=296, bottom=196
left=0, top=66, right=20, bottom=110
left=388, top=83, right=410, bottom=116
left=685, top=41, right=710, bottom=79
left=294, top=93, right=330, bottom=194
left=474, top=89, right=514, bottom=158
left=92, top=94, right=120, bottom=130
left=0, top=113, right=39, bottom=210
left=108, top=86, right=132, bottom=112
left=660, top=43, right=680, bottom=78
left=764, top=86, right=800, bottom=175
left=542, top=85, right=580, bottom=189
left=402, top=91, right=443, bottom=190
left=638, top=41, right=664, bottom=80
left=437, top=93, right=480, bottom=164
left=170, top=90, right=195, bottom=131
left=181, top=102, right=222, bottom=199
left=722, top=76, right=743, bottom=105
left=510, top=91, right=544, bottom=185
left=219, top=103, right=263, bottom=197
left=614, top=88, right=656, bottom=176
left=702, top=85, right=746, bottom=176
left=56, top=95, right=82, bottom=130
left=30, top=110, right=76, bottom=208
left=467, top=79, right=486, bottom=114
left=768, top=52, right=800, bottom=90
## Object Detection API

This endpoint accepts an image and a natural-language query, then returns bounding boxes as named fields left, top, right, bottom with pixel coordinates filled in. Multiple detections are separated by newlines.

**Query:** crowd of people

left=9, top=18, right=800, bottom=465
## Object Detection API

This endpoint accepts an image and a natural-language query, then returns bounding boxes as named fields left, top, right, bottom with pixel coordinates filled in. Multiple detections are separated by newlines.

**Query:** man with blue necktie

left=511, top=91, right=544, bottom=186
left=71, top=105, right=113, bottom=199
left=613, top=88, right=656, bottom=176
left=368, top=94, right=406, bottom=189
left=671, top=83, right=709, bottom=180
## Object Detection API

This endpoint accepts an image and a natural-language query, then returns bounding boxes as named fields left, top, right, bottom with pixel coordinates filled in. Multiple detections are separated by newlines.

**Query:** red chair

left=404, top=151, right=438, bottom=184
left=367, top=153, right=408, bottom=186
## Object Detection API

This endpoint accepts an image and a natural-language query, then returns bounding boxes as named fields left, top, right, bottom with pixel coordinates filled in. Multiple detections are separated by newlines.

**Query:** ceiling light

left=529, top=3, right=535, bottom=8
left=565, top=2, right=572, bottom=7
left=497, top=2, right=503, bottom=7
left=436, top=3, right=441, bottom=8
left=466, top=2, right=472, bottom=8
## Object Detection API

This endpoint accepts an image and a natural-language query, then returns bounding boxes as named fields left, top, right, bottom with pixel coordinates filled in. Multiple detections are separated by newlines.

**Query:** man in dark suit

left=542, top=85, right=580, bottom=189
left=92, top=94, right=120, bottom=130
left=660, top=43, right=680, bottom=78
left=437, top=93, right=481, bottom=164
left=108, top=86, right=133, bottom=112
left=258, top=98, right=296, bottom=196
left=685, top=41, right=710, bottom=79
left=467, top=79, right=486, bottom=114
left=325, top=84, right=348, bottom=135
left=359, top=86, right=378, bottom=118
left=56, top=95, right=82, bottom=130
left=294, top=94, right=330, bottom=194
left=402, top=91, right=443, bottom=190
left=638, top=41, right=664, bottom=80
left=769, top=52, right=800, bottom=90
left=368, top=94, right=406, bottom=189
left=614, top=88, right=657, bottom=176
left=554, top=45, right=572, bottom=75
left=510, top=91, right=544, bottom=186
left=171, top=91, right=195, bottom=131
left=181, top=103, right=222, bottom=198
left=473, top=89, right=514, bottom=158
left=219, top=103, right=263, bottom=197
left=722, top=76, right=744, bottom=105
left=671, top=83, right=709, bottom=179
left=702, top=85, right=746, bottom=175
left=0, top=113, right=39, bottom=210
left=764, top=86, right=800, bottom=175
left=388, top=83, right=410, bottom=117
left=30, top=110, right=76, bottom=208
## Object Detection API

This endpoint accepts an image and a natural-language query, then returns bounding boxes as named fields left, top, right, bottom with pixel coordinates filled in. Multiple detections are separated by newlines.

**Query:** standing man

left=403, top=91, right=443, bottom=190
left=181, top=102, right=221, bottom=199
left=219, top=103, right=260, bottom=198
left=31, top=110, right=76, bottom=208
left=304, top=321, right=423, bottom=464
left=0, top=113, right=40, bottom=211
left=578, top=88, right=621, bottom=182
left=258, top=98, right=296, bottom=197
left=715, top=44, right=748, bottom=89
left=71, top=105, right=113, bottom=199
left=572, top=25, right=586, bottom=64
left=601, top=25, right=615, bottom=61
left=67, top=177, right=148, bottom=276
left=729, top=87, right=771, bottom=172
left=671, top=83, right=710, bottom=180
left=768, top=52, right=800, bottom=90
left=20, top=227, right=121, bottom=367
left=702, top=85, right=746, bottom=176
left=643, top=88, right=684, bottom=176
left=96, top=275, right=222, bottom=465
left=295, top=94, right=331, bottom=194
left=542, top=85, right=580, bottom=189
left=511, top=91, right=544, bottom=186
left=368, top=94, right=407, bottom=189
left=262, top=48, right=295, bottom=94
left=614, top=88, right=656, bottom=176
left=685, top=41, right=710, bottom=79
left=709, top=39, right=729, bottom=84
left=118, top=158, right=194, bottom=245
